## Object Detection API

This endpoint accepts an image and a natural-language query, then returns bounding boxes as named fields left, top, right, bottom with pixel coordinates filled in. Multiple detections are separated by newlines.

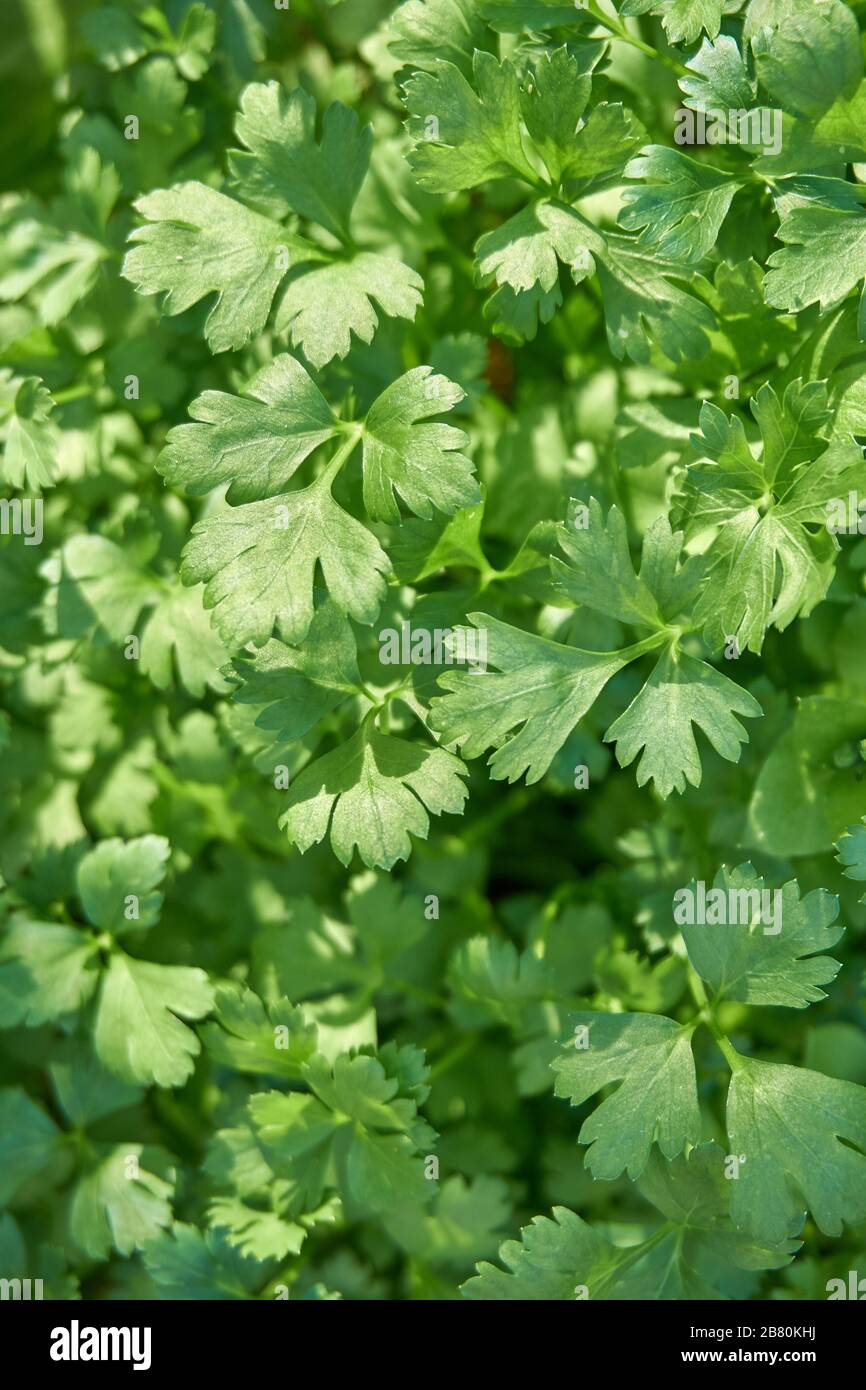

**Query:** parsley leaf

left=605, top=646, right=762, bottom=798
left=552, top=1012, right=701, bottom=1179
left=727, top=1056, right=866, bottom=1242
left=681, top=864, right=843, bottom=1008
left=159, top=354, right=340, bottom=504
left=124, top=84, right=423, bottom=363
left=281, top=724, right=469, bottom=869
left=361, top=367, right=476, bottom=522
left=673, top=381, right=864, bottom=652
left=181, top=479, right=389, bottom=648
left=0, top=837, right=212, bottom=1088
left=0, top=373, right=58, bottom=489
left=228, top=82, right=371, bottom=238
left=620, top=147, right=742, bottom=263
left=619, top=0, right=726, bottom=46
left=431, top=614, right=634, bottom=785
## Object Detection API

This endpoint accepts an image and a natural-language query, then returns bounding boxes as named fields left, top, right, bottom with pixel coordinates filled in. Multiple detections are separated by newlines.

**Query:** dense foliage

left=2, top=0, right=866, bottom=1301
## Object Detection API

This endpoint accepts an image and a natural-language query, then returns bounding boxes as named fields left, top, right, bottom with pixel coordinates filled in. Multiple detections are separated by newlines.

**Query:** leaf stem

left=429, top=1032, right=480, bottom=1080
left=688, top=966, right=746, bottom=1072
left=318, top=425, right=363, bottom=488
left=707, top=1021, right=746, bottom=1073
left=591, top=1222, right=673, bottom=1297
left=615, top=630, right=672, bottom=661
left=583, top=2, right=690, bottom=78
left=388, top=976, right=447, bottom=1009
left=687, top=964, right=709, bottom=1011
left=53, top=383, right=93, bottom=405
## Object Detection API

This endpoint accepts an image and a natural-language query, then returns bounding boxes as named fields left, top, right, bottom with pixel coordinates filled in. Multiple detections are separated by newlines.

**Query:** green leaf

left=525, top=903, right=612, bottom=997
left=246, top=1048, right=435, bottom=1216
left=680, top=34, right=756, bottom=111
left=205, top=1195, right=309, bottom=1262
left=804, top=1023, right=866, bottom=1085
left=437, top=509, right=756, bottom=794
left=123, top=182, right=317, bottom=353
left=64, top=59, right=203, bottom=195
left=480, top=0, right=584, bottom=30
left=247, top=1091, right=340, bottom=1211
left=673, top=381, right=862, bottom=652
left=403, top=53, right=538, bottom=192
left=462, top=1205, right=631, bottom=1300
left=594, top=234, right=716, bottom=364
left=346, top=1129, right=432, bottom=1211
left=749, top=0, right=862, bottom=120
left=428, top=333, right=488, bottom=411
left=168, top=3, right=217, bottom=81
left=559, top=102, right=648, bottom=185
left=430, top=614, right=631, bottom=785
left=403, top=48, right=650, bottom=349
left=594, top=949, right=687, bottom=1015
left=229, top=83, right=371, bottom=239
left=252, top=897, right=367, bottom=1000
left=281, top=724, right=469, bottom=869
left=836, top=820, right=866, bottom=889
left=476, top=200, right=603, bottom=303
left=80, top=6, right=148, bottom=71
left=305, top=1047, right=431, bottom=1132
left=76, top=834, right=170, bottom=935
left=680, top=864, right=843, bottom=1007
left=200, top=983, right=318, bottom=1077
left=482, top=278, right=561, bottom=343
left=448, top=935, right=554, bottom=1026
left=620, top=147, right=741, bottom=263
left=274, top=252, right=423, bottom=369
left=620, top=0, right=725, bottom=46
left=0, top=1088, right=62, bottom=1205
left=94, top=954, right=213, bottom=1088
left=726, top=1055, right=866, bottom=1242
left=605, top=645, right=762, bottom=797
left=69, top=1145, right=174, bottom=1260
left=634, top=1142, right=799, bottom=1279
left=144, top=1222, right=277, bottom=1299
left=0, top=921, right=100, bottom=1026
left=230, top=600, right=362, bottom=745
left=518, top=48, right=592, bottom=185
left=765, top=204, right=866, bottom=332
left=159, top=354, right=339, bottom=504
left=516, top=47, right=646, bottom=188
left=181, top=480, right=389, bottom=648
left=49, top=1043, right=141, bottom=1129
left=0, top=150, right=117, bottom=326
left=808, top=78, right=866, bottom=164
left=51, top=534, right=159, bottom=643
left=388, top=0, right=494, bottom=76
left=385, top=1174, right=510, bottom=1270
left=0, top=372, right=58, bottom=489
left=80, top=3, right=217, bottom=80
left=361, top=366, right=475, bottom=522
left=552, top=1011, right=701, bottom=1179
left=390, top=497, right=489, bottom=583
left=463, top=1142, right=796, bottom=1299
left=344, top=872, right=430, bottom=967
left=552, top=500, right=663, bottom=627
left=139, top=583, right=232, bottom=698
left=122, top=85, right=422, bottom=369
left=748, top=696, right=866, bottom=855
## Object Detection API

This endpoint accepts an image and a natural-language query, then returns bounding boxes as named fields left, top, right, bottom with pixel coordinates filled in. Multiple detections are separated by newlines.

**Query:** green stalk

left=688, top=966, right=747, bottom=1072
left=591, top=1222, right=674, bottom=1298
left=583, top=2, right=690, bottom=79
left=316, top=426, right=363, bottom=489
